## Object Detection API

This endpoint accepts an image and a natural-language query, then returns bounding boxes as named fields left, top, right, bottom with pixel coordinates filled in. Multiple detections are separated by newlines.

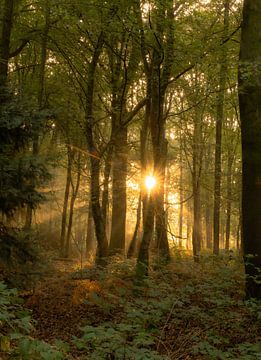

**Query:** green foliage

left=2, top=256, right=261, bottom=359
left=73, top=322, right=167, bottom=360
left=71, top=256, right=260, bottom=359
left=0, top=88, right=52, bottom=275
left=0, top=281, right=69, bottom=359
left=73, top=259, right=173, bottom=359
left=13, top=338, right=66, bottom=360
left=245, top=298, right=261, bottom=322
left=0, top=281, right=33, bottom=336
left=192, top=338, right=261, bottom=359
left=0, top=88, right=52, bottom=217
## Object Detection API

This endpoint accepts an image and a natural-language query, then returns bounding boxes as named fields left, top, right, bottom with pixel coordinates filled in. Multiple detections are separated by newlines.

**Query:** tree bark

left=179, top=141, right=184, bottom=248
left=192, top=104, right=203, bottom=261
left=225, top=152, right=233, bottom=250
left=205, top=205, right=212, bottom=250
left=204, top=146, right=213, bottom=249
left=136, top=195, right=155, bottom=279
left=101, top=144, right=113, bottom=232
left=60, top=146, right=72, bottom=256
left=85, top=33, right=108, bottom=265
left=109, top=127, right=127, bottom=254
left=86, top=197, right=96, bottom=257
left=65, top=152, right=81, bottom=258
left=186, top=202, right=192, bottom=250
left=213, top=0, right=230, bottom=255
left=239, top=0, right=261, bottom=299
left=127, top=194, right=142, bottom=258
left=136, top=0, right=173, bottom=272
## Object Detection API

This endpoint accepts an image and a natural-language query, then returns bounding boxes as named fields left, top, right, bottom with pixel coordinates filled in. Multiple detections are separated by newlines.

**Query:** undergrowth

left=1, top=253, right=261, bottom=359
left=0, top=281, right=69, bottom=359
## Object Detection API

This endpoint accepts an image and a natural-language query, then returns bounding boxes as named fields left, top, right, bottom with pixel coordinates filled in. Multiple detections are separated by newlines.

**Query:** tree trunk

left=205, top=205, right=212, bottom=249
left=65, top=152, right=81, bottom=258
left=86, top=197, right=96, bottom=257
left=24, top=0, right=50, bottom=230
left=154, top=138, right=170, bottom=259
left=225, top=152, right=233, bottom=250
left=179, top=142, right=184, bottom=249
left=101, top=144, right=113, bottom=231
left=85, top=33, right=108, bottom=265
left=239, top=0, right=261, bottom=299
left=192, top=105, right=202, bottom=261
left=136, top=195, right=155, bottom=279
left=140, top=92, right=150, bottom=228
left=213, top=0, right=230, bottom=255
left=236, top=213, right=241, bottom=252
left=186, top=204, right=192, bottom=250
left=192, top=180, right=201, bottom=261
left=110, top=127, right=127, bottom=254
left=127, top=194, right=142, bottom=258
left=204, top=147, right=213, bottom=249
left=136, top=0, right=173, bottom=276
left=60, top=146, right=72, bottom=256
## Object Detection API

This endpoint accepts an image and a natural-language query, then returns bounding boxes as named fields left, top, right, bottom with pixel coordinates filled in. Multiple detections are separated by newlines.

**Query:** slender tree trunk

left=186, top=205, right=192, bottom=250
left=225, top=152, right=233, bottom=250
left=192, top=105, right=202, bottom=261
left=179, top=143, right=184, bottom=248
left=86, top=197, right=96, bottom=257
left=89, top=153, right=108, bottom=264
left=192, top=180, right=201, bottom=261
left=127, top=194, right=142, bottom=258
left=136, top=194, right=155, bottom=279
left=60, top=146, right=72, bottom=256
left=220, top=216, right=225, bottom=249
left=140, top=91, right=151, bottom=229
left=236, top=213, right=241, bottom=252
left=239, top=0, right=261, bottom=299
left=101, top=144, right=113, bottom=231
left=65, top=153, right=81, bottom=258
left=205, top=205, right=212, bottom=249
left=213, top=0, right=230, bottom=255
left=204, top=147, right=213, bottom=249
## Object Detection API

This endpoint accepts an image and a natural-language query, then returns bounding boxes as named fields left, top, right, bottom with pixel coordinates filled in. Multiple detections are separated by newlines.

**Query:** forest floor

left=1, top=252, right=261, bottom=359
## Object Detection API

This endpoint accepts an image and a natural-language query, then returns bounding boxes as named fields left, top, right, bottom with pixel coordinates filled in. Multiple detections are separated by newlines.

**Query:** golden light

left=145, top=175, right=156, bottom=191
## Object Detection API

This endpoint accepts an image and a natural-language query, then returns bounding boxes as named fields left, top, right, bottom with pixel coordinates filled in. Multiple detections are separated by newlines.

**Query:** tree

left=106, top=2, right=141, bottom=255
left=213, top=0, right=230, bottom=255
left=24, top=0, right=51, bottom=230
left=238, top=0, right=261, bottom=299
left=0, top=0, right=50, bottom=265
left=136, top=0, right=174, bottom=276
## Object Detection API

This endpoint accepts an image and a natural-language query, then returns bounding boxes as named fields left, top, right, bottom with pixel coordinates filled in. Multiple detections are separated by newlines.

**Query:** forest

left=0, top=0, right=261, bottom=359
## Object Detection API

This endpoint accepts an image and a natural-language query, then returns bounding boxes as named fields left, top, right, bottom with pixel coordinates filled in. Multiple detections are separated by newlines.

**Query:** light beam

left=145, top=175, right=156, bottom=191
